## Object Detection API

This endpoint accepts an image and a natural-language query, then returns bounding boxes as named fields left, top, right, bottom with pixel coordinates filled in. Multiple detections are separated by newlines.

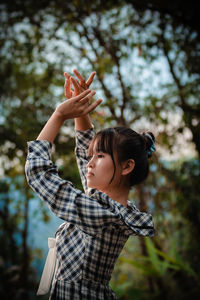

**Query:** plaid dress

left=25, top=128, right=154, bottom=300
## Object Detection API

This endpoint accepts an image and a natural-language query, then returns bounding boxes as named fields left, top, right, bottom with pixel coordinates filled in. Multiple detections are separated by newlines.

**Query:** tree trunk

left=20, top=184, right=30, bottom=299
left=136, top=183, right=155, bottom=293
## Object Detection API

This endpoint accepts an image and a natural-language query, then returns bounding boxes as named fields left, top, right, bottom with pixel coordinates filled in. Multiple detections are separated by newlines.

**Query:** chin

left=87, top=181, right=94, bottom=188
left=87, top=181, right=99, bottom=190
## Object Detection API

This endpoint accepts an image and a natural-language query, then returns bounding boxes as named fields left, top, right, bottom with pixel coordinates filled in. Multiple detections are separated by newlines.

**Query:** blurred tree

left=0, top=0, right=199, bottom=299
left=0, top=176, right=38, bottom=299
left=127, top=0, right=200, bottom=35
left=1, top=0, right=199, bottom=150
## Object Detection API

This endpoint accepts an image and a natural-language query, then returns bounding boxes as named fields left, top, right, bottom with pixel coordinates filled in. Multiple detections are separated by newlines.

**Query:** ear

left=121, top=159, right=135, bottom=176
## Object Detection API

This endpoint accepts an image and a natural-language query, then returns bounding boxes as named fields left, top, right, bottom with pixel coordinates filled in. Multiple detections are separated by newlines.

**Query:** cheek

left=95, top=160, right=114, bottom=179
left=101, top=160, right=115, bottom=177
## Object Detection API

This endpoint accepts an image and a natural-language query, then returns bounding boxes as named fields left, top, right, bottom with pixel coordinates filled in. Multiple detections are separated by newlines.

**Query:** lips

left=87, top=172, right=94, bottom=177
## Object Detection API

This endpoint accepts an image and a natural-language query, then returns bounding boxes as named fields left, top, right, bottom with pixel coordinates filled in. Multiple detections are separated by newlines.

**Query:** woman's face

left=87, top=141, right=122, bottom=192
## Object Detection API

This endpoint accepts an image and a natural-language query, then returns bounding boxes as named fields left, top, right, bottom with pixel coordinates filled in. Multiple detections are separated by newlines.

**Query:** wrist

left=53, top=110, right=66, bottom=124
left=74, top=115, right=93, bottom=131
left=36, top=111, right=65, bottom=143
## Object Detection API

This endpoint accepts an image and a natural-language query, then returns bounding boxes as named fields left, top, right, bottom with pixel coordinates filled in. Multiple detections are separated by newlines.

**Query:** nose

left=88, top=156, right=95, bottom=168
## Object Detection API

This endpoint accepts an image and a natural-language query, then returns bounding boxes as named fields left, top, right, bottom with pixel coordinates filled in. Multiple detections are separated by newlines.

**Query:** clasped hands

left=55, top=69, right=102, bottom=121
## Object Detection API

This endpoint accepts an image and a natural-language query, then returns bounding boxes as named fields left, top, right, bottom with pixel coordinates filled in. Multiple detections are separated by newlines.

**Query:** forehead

left=91, top=140, right=99, bottom=151
left=89, top=129, right=116, bottom=156
left=88, top=138, right=102, bottom=154
left=88, top=133, right=105, bottom=154
left=89, top=133, right=119, bottom=160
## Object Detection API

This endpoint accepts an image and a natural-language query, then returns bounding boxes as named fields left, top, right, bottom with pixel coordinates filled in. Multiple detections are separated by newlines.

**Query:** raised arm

left=36, top=88, right=102, bottom=143
left=64, top=70, right=99, bottom=193
left=25, top=74, right=112, bottom=236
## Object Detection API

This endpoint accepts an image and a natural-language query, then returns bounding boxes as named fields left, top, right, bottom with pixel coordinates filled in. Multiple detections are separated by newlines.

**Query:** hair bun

left=143, top=132, right=156, bottom=158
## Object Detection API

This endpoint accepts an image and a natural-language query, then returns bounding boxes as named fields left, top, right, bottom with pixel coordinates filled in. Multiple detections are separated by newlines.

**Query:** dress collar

left=89, top=189, right=154, bottom=237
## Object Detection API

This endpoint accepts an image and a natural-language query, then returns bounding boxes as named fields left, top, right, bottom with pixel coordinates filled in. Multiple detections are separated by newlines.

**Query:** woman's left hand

left=55, top=89, right=102, bottom=121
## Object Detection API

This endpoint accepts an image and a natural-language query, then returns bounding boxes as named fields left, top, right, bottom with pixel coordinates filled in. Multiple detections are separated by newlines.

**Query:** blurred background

left=0, top=0, right=200, bottom=299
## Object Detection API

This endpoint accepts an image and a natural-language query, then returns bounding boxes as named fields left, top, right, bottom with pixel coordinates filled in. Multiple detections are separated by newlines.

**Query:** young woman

left=25, top=70, right=155, bottom=299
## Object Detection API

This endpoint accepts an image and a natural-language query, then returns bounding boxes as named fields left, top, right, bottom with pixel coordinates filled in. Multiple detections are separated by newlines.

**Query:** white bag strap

left=36, top=238, right=56, bottom=295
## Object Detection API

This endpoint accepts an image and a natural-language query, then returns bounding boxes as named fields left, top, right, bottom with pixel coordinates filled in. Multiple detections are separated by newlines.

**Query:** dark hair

left=88, top=127, right=155, bottom=187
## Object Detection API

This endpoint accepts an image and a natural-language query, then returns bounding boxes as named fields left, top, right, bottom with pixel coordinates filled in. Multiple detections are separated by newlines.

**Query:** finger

left=64, top=72, right=70, bottom=80
left=73, top=69, right=85, bottom=83
left=85, top=99, right=103, bottom=114
left=71, top=76, right=82, bottom=88
left=75, top=79, right=85, bottom=92
left=64, top=78, right=72, bottom=98
left=64, top=77, right=72, bottom=98
left=79, top=90, right=96, bottom=105
left=86, top=72, right=96, bottom=86
left=73, top=89, right=91, bottom=101
left=71, top=77, right=81, bottom=94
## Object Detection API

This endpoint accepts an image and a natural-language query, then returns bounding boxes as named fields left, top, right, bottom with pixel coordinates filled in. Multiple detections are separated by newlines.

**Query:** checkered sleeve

left=25, top=140, right=120, bottom=236
left=75, top=128, right=95, bottom=195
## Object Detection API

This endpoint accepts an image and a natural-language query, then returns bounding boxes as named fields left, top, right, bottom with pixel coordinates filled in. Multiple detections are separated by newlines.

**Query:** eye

left=97, top=154, right=104, bottom=158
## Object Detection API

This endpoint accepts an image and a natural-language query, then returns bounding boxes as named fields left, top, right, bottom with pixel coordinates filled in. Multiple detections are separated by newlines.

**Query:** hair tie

left=145, top=133, right=156, bottom=157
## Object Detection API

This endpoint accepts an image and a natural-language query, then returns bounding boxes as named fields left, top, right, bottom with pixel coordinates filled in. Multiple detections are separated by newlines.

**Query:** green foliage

left=111, top=234, right=199, bottom=299
left=0, top=0, right=199, bottom=299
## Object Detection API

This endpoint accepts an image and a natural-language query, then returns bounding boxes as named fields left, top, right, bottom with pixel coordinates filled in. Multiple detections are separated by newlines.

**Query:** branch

left=160, top=29, right=186, bottom=108
left=78, top=21, right=120, bottom=122
left=92, top=25, right=130, bottom=121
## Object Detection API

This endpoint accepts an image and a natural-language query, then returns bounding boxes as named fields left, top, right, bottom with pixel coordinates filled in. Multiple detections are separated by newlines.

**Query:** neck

left=101, top=185, right=130, bottom=207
